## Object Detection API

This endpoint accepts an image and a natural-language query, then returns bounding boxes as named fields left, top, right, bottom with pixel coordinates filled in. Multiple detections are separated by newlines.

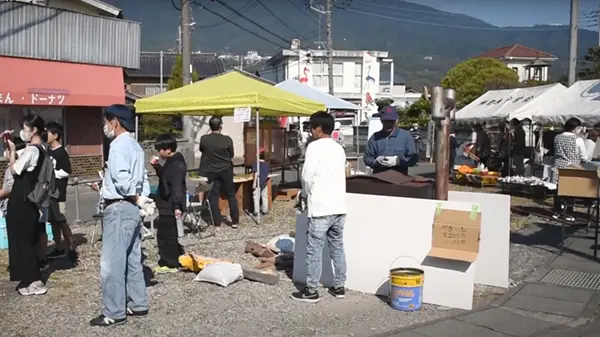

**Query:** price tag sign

left=233, top=107, right=251, bottom=123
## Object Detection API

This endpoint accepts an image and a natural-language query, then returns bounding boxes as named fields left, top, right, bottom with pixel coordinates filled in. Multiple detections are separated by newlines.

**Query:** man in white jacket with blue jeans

left=292, top=112, right=347, bottom=303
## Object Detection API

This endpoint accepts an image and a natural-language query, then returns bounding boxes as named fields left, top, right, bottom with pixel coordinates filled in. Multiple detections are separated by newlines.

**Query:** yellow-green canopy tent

left=134, top=69, right=326, bottom=116
left=134, top=69, right=325, bottom=224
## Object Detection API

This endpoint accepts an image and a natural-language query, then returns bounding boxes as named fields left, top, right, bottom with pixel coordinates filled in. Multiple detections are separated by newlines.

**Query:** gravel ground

left=0, top=196, right=557, bottom=337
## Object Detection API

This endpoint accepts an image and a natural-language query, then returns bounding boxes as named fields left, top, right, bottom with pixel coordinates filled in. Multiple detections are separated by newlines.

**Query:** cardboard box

left=427, top=206, right=482, bottom=263
left=557, top=167, right=599, bottom=199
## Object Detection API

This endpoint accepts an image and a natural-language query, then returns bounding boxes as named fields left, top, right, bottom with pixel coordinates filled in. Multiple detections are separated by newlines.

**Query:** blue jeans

left=306, top=214, right=347, bottom=292
left=100, top=201, right=147, bottom=319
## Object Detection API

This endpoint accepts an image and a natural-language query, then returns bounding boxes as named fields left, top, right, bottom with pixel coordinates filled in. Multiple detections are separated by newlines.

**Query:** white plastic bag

left=194, top=262, right=243, bottom=287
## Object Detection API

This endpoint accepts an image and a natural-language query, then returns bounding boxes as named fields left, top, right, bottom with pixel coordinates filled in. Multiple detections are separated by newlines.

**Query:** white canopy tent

left=454, top=83, right=567, bottom=123
left=531, top=79, right=600, bottom=125
left=275, top=79, right=361, bottom=110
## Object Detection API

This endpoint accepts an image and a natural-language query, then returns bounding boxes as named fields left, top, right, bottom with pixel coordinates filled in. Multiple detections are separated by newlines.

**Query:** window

left=312, top=61, right=344, bottom=87
left=145, top=86, right=166, bottom=96
left=354, top=63, right=362, bottom=88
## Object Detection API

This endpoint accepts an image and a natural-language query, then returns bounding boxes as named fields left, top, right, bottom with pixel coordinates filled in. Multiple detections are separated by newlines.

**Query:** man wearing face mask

left=90, top=104, right=151, bottom=327
left=363, top=105, right=418, bottom=175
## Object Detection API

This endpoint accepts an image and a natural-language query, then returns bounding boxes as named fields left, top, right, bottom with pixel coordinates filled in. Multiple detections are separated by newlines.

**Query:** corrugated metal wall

left=0, top=2, right=141, bottom=69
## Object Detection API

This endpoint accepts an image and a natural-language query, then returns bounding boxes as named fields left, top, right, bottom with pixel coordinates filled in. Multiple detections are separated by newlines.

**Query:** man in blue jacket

left=364, top=105, right=418, bottom=175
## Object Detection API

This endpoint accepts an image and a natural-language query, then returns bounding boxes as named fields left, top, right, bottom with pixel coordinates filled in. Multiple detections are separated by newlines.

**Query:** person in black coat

left=473, top=124, right=491, bottom=167
left=150, top=134, right=187, bottom=272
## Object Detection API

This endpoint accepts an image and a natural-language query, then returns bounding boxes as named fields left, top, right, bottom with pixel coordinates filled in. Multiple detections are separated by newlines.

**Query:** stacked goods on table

left=454, top=165, right=500, bottom=187
left=498, top=176, right=556, bottom=199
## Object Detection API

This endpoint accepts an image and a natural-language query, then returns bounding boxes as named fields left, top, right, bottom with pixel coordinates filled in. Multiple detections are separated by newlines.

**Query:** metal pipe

left=256, top=109, right=261, bottom=224
left=74, top=177, right=81, bottom=225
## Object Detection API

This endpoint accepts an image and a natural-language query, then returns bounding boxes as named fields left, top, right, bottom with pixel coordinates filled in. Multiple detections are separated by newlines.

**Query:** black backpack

left=27, top=144, right=58, bottom=208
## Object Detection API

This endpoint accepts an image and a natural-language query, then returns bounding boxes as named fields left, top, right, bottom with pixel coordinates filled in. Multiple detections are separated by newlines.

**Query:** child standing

left=151, top=134, right=187, bottom=273
left=252, top=147, right=270, bottom=216
left=45, top=122, right=73, bottom=261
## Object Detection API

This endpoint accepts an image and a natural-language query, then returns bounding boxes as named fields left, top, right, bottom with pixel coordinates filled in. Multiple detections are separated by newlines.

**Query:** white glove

left=381, top=156, right=399, bottom=167
left=376, top=156, right=386, bottom=165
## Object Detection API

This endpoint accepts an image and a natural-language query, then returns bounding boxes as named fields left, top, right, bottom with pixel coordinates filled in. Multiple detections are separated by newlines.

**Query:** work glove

left=375, top=156, right=386, bottom=165
left=136, top=196, right=156, bottom=217
left=381, top=156, right=399, bottom=167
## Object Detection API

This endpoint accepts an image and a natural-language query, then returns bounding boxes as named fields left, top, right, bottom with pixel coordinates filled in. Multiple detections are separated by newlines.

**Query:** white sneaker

left=18, top=281, right=47, bottom=296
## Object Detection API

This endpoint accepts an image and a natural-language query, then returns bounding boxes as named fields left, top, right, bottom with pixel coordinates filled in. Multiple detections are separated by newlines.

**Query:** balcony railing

left=0, top=1, right=141, bottom=69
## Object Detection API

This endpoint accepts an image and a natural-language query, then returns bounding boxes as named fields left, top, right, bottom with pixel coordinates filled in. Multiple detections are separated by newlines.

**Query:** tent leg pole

left=256, top=109, right=261, bottom=225
left=135, top=115, right=139, bottom=141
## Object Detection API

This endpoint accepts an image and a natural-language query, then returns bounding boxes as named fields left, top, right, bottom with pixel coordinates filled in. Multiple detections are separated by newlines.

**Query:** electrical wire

left=256, top=0, right=306, bottom=40
left=195, top=0, right=259, bottom=28
left=284, top=0, right=318, bottom=23
left=200, top=5, right=288, bottom=49
left=213, top=0, right=291, bottom=45
left=344, top=8, right=570, bottom=31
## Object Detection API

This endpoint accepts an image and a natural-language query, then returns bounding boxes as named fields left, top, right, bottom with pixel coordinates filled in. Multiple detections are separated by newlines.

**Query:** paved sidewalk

left=372, top=224, right=600, bottom=337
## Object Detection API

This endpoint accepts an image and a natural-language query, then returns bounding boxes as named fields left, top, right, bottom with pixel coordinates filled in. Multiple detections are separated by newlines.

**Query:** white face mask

left=103, top=124, right=115, bottom=139
left=20, top=129, right=32, bottom=143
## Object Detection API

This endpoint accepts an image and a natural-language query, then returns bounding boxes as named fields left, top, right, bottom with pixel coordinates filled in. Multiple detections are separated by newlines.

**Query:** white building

left=266, top=49, right=391, bottom=119
left=379, top=80, right=422, bottom=109
left=475, top=44, right=557, bottom=83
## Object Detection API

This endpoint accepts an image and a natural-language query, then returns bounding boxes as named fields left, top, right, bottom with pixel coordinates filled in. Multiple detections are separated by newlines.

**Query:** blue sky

left=404, top=0, right=599, bottom=27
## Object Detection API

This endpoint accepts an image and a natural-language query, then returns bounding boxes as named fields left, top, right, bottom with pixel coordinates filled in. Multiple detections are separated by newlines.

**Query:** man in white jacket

left=292, top=112, right=347, bottom=303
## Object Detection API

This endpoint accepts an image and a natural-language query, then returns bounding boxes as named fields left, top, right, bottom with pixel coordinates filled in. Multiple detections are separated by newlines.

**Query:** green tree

left=139, top=54, right=200, bottom=141
left=405, top=98, right=431, bottom=118
left=578, top=46, right=600, bottom=80
left=441, top=57, right=520, bottom=108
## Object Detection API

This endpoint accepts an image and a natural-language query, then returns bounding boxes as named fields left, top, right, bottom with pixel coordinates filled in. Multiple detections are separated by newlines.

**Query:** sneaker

left=231, top=222, right=239, bottom=229
left=328, top=287, right=346, bottom=299
left=39, top=259, right=49, bottom=271
left=126, top=308, right=148, bottom=317
left=17, top=281, right=47, bottom=296
left=566, top=216, right=575, bottom=222
left=291, top=288, right=320, bottom=303
left=153, top=266, right=178, bottom=274
left=89, top=314, right=126, bottom=327
left=47, top=249, right=67, bottom=260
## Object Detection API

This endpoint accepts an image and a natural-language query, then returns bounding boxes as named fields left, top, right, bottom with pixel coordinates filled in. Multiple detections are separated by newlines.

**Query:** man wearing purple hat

left=363, top=105, right=417, bottom=175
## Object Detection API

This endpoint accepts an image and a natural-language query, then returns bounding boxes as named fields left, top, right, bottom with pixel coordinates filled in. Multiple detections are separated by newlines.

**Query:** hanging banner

left=361, top=51, right=380, bottom=119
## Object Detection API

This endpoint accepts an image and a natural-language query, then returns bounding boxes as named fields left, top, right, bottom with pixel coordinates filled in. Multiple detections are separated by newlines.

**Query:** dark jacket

left=153, top=152, right=187, bottom=216
left=512, top=127, right=527, bottom=155
left=364, top=128, right=418, bottom=174
left=474, top=130, right=491, bottom=159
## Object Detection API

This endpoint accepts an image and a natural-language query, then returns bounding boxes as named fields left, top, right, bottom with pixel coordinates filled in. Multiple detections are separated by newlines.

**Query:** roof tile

left=475, top=44, right=557, bottom=60
left=125, top=52, right=225, bottom=79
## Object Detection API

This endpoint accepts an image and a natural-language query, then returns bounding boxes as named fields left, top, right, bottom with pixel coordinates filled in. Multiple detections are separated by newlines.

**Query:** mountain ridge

left=106, top=0, right=597, bottom=88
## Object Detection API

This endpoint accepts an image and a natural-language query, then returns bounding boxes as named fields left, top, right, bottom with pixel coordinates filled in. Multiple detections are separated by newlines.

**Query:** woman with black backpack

left=4, top=114, right=49, bottom=296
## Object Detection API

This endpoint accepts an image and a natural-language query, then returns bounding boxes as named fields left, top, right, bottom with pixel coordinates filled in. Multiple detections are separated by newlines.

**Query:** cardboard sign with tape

left=427, top=204, right=482, bottom=263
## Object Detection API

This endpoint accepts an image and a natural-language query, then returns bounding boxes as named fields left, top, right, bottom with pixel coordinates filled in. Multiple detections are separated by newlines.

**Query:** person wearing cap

left=364, top=105, right=417, bottom=175
left=90, top=104, right=151, bottom=327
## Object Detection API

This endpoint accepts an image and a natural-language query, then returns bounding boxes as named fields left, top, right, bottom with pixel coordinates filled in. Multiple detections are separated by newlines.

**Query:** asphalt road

left=64, top=164, right=436, bottom=225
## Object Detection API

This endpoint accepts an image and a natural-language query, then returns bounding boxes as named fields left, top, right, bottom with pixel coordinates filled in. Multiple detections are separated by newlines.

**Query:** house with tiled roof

left=475, top=44, right=558, bottom=83
left=125, top=52, right=225, bottom=97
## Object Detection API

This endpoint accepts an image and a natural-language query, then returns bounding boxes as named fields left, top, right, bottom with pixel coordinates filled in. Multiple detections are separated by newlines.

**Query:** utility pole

left=240, top=54, right=244, bottom=71
left=181, top=0, right=192, bottom=86
left=325, top=0, right=334, bottom=95
left=568, top=0, right=579, bottom=86
left=597, top=4, right=600, bottom=46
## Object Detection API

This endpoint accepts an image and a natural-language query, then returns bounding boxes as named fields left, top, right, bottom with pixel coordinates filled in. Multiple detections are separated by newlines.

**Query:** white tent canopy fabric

left=275, top=79, right=360, bottom=110
left=454, top=83, right=567, bottom=123
left=531, top=80, right=600, bottom=125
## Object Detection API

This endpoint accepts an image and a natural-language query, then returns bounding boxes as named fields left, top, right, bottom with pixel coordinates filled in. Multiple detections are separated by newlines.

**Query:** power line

left=213, top=0, right=291, bottom=45
left=284, top=0, right=318, bottom=23
left=197, top=0, right=259, bottom=28
left=345, top=8, right=571, bottom=31
left=200, top=4, right=287, bottom=49
left=256, top=0, right=305, bottom=39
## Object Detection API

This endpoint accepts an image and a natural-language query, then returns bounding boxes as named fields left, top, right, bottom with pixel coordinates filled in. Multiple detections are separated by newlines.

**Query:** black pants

left=206, top=168, right=239, bottom=226
left=554, top=196, right=574, bottom=214
left=512, top=154, right=525, bottom=176
left=156, top=215, right=183, bottom=268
